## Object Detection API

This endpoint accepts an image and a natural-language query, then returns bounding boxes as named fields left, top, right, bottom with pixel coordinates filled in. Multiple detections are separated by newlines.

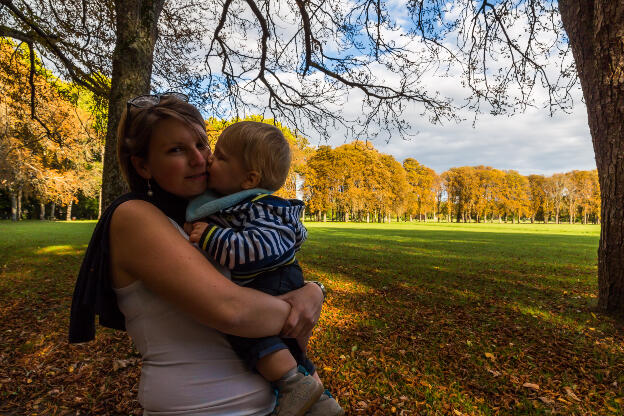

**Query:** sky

left=312, top=87, right=595, bottom=176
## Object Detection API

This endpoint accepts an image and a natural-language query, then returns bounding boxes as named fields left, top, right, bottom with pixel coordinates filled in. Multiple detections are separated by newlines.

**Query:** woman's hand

left=278, top=283, right=324, bottom=338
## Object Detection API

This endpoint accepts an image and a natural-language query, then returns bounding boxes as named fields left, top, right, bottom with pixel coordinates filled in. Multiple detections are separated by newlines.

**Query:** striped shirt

left=197, top=194, right=307, bottom=279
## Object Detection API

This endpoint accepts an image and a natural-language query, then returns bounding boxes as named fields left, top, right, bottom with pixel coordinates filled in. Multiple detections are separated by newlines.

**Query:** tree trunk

left=10, top=192, right=17, bottom=221
left=16, top=187, right=22, bottom=220
left=50, top=202, right=56, bottom=220
left=98, top=187, right=103, bottom=219
left=66, top=201, right=73, bottom=221
left=40, top=203, right=45, bottom=220
left=322, top=212, right=327, bottom=222
left=101, top=0, right=165, bottom=210
left=560, top=0, right=624, bottom=314
left=569, top=203, right=574, bottom=224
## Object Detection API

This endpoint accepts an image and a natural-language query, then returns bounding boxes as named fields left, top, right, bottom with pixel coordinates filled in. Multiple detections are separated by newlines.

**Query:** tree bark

left=101, top=0, right=165, bottom=210
left=50, top=202, right=56, bottom=220
left=560, top=0, right=624, bottom=314
left=66, top=200, right=73, bottom=221
left=10, top=192, right=17, bottom=221
left=98, top=187, right=103, bottom=219
left=16, top=187, right=22, bottom=220
left=39, top=203, right=45, bottom=220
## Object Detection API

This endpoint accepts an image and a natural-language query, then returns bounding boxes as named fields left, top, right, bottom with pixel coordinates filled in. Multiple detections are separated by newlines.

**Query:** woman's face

left=140, top=118, right=211, bottom=199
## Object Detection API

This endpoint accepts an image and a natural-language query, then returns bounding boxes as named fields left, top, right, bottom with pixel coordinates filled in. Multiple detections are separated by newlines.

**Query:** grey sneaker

left=305, top=390, right=345, bottom=416
left=273, top=372, right=324, bottom=416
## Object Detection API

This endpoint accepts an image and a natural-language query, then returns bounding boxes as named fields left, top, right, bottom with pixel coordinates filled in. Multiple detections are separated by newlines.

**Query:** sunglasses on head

left=124, top=91, right=189, bottom=137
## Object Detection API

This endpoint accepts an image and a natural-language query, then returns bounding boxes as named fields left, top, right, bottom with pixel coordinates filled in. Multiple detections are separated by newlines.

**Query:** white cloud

left=324, top=85, right=594, bottom=175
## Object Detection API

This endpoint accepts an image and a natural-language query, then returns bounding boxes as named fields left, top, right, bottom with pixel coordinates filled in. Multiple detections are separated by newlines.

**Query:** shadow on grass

left=297, top=225, right=623, bottom=413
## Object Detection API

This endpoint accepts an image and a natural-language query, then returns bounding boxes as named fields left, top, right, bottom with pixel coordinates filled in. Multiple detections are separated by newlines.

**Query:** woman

left=69, top=93, right=325, bottom=415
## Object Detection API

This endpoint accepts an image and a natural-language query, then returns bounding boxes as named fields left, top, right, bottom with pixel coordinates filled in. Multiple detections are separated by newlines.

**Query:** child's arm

left=189, top=213, right=298, bottom=273
left=292, top=220, right=308, bottom=252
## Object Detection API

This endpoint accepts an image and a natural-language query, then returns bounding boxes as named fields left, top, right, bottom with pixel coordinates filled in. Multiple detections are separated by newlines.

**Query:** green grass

left=1, top=220, right=623, bottom=415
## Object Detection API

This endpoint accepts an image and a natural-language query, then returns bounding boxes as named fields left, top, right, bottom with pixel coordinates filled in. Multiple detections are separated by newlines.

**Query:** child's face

left=207, top=140, right=250, bottom=195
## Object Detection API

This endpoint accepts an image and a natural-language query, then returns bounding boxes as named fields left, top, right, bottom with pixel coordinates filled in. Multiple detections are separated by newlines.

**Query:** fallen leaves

left=564, top=386, right=581, bottom=402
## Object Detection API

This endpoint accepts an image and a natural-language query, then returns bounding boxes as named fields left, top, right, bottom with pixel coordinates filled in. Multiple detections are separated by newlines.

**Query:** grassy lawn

left=1, top=220, right=622, bottom=415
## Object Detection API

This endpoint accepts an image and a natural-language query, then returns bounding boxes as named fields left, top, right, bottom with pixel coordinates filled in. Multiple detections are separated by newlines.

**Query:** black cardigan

left=68, top=186, right=187, bottom=343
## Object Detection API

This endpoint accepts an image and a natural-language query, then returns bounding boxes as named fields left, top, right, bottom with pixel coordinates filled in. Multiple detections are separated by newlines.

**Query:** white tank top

left=113, top=221, right=275, bottom=415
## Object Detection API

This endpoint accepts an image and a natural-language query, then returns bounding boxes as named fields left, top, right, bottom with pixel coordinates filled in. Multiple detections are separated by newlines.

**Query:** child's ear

left=130, top=156, right=151, bottom=179
left=241, top=171, right=261, bottom=190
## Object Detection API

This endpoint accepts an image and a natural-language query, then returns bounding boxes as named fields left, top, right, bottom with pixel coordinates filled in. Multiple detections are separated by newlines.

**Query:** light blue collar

left=186, top=189, right=272, bottom=222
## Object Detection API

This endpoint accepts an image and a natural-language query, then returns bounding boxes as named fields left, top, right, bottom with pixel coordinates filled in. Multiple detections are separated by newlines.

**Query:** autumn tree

left=403, top=158, right=437, bottom=221
left=527, top=175, right=546, bottom=223
left=0, top=39, right=99, bottom=220
left=472, top=166, right=504, bottom=223
left=443, top=167, right=479, bottom=223
left=303, top=145, right=335, bottom=222
left=502, top=171, right=530, bottom=224
left=543, top=173, right=566, bottom=224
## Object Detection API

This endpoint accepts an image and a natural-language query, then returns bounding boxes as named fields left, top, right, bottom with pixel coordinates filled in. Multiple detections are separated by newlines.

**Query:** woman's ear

left=130, top=156, right=151, bottom=179
left=241, top=171, right=261, bottom=190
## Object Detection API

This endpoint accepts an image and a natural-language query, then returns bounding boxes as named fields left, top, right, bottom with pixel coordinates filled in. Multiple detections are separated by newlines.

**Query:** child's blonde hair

left=218, top=121, right=291, bottom=191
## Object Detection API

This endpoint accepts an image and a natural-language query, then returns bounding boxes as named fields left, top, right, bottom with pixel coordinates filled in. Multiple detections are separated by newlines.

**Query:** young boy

left=185, top=121, right=344, bottom=416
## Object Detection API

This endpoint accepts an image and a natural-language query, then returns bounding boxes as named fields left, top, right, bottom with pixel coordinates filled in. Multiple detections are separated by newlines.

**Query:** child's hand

left=189, top=222, right=209, bottom=243
left=183, top=222, right=194, bottom=235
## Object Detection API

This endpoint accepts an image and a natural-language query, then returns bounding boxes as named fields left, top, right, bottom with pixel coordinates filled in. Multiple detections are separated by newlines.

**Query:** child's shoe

left=273, top=369, right=324, bottom=416
left=305, top=390, right=345, bottom=416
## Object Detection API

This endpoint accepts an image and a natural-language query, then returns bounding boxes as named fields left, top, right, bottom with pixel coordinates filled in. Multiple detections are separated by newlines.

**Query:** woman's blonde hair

left=117, top=96, right=209, bottom=192
left=218, top=121, right=291, bottom=191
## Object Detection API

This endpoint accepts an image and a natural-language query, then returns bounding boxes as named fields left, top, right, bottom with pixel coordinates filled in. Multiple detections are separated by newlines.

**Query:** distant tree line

left=302, top=142, right=600, bottom=225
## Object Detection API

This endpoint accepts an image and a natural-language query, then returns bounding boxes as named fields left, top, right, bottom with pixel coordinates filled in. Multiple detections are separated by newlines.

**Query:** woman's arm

left=110, top=199, right=292, bottom=338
